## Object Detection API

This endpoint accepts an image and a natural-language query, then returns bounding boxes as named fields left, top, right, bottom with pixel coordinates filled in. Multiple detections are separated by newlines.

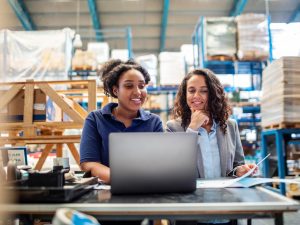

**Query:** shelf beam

left=159, top=0, right=170, bottom=52
left=289, top=3, right=300, bottom=23
left=7, top=0, right=36, bottom=30
left=87, top=0, right=103, bottom=41
left=229, top=0, right=248, bottom=17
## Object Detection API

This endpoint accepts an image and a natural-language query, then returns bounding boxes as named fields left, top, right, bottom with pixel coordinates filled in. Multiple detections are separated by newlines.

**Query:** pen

left=256, top=153, right=271, bottom=167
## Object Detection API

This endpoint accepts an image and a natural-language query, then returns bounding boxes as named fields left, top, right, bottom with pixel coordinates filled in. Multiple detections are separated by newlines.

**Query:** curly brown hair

left=99, top=59, right=150, bottom=98
left=173, top=68, right=231, bottom=134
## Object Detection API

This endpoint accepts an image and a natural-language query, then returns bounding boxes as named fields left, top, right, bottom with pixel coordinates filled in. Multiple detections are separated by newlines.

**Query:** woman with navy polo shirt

left=80, top=59, right=163, bottom=184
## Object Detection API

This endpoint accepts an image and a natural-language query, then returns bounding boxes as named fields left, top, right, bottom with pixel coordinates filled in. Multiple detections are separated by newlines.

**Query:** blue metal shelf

left=204, top=61, right=235, bottom=74
left=242, top=106, right=261, bottom=113
left=69, top=70, right=97, bottom=77
left=261, top=128, right=300, bottom=195
left=287, top=140, right=300, bottom=145
left=237, top=118, right=261, bottom=123
left=237, top=61, right=265, bottom=74
left=204, top=61, right=264, bottom=75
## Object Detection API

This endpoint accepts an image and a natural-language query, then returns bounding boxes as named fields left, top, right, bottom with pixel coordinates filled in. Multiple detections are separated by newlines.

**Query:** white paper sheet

left=196, top=153, right=300, bottom=188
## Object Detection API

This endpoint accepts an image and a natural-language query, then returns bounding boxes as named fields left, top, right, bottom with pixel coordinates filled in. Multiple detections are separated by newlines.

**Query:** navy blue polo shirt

left=80, top=102, right=164, bottom=166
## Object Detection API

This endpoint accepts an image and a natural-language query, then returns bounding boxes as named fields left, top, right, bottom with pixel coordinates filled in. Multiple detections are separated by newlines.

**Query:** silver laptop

left=109, top=132, right=198, bottom=195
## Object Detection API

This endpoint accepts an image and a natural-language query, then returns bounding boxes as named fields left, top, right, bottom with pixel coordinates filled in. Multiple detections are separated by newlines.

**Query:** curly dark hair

left=173, top=68, right=231, bottom=134
left=99, top=59, right=151, bottom=98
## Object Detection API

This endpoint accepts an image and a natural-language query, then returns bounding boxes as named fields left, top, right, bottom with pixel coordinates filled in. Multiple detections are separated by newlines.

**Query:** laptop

left=109, top=132, right=198, bottom=195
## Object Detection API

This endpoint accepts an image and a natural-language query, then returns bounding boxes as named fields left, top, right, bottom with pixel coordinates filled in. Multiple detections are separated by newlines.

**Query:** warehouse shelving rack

left=192, top=16, right=273, bottom=69
left=261, top=128, right=300, bottom=195
left=192, top=16, right=270, bottom=91
left=145, top=86, right=178, bottom=121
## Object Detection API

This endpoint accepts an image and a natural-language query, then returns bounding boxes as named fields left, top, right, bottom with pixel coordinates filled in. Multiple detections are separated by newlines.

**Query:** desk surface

left=3, top=187, right=300, bottom=218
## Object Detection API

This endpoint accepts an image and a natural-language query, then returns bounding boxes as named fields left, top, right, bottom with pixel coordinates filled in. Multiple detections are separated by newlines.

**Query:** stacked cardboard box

left=0, top=90, right=75, bottom=123
left=0, top=89, right=46, bottom=122
left=236, top=14, right=269, bottom=61
left=261, top=57, right=300, bottom=127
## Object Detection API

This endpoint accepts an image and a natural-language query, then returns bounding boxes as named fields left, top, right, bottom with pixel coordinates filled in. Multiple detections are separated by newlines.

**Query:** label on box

left=34, top=103, right=46, bottom=111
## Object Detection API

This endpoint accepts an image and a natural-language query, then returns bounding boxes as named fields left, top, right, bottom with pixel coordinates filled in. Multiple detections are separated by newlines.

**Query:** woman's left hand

left=235, top=164, right=258, bottom=177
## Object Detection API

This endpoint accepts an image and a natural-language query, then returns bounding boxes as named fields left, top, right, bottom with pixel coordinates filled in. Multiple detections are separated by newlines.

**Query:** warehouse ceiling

left=1, top=0, right=300, bottom=56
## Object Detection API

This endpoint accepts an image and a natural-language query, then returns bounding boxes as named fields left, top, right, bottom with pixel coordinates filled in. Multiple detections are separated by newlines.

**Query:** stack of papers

left=197, top=177, right=300, bottom=188
left=197, top=154, right=300, bottom=188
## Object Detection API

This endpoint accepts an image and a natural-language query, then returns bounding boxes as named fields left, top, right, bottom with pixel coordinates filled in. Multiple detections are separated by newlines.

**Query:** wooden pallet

left=207, top=54, right=236, bottom=61
left=238, top=55, right=268, bottom=61
left=263, top=122, right=300, bottom=130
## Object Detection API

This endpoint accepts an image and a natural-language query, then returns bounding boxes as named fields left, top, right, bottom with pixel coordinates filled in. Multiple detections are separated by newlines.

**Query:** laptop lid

left=109, top=132, right=198, bottom=195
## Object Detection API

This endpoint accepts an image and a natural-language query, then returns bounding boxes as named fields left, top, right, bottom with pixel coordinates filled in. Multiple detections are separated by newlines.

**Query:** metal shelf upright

left=261, top=128, right=300, bottom=195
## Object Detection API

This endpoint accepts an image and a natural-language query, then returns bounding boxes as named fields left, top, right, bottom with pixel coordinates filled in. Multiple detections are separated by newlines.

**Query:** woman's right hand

left=188, top=109, right=209, bottom=131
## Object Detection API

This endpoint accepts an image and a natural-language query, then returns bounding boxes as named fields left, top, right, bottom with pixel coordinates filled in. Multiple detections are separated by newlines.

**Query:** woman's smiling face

left=113, top=69, right=147, bottom=113
left=186, top=74, right=209, bottom=111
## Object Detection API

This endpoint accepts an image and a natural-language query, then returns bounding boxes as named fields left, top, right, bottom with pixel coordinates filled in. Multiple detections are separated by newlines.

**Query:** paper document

left=197, top=153, right=300, bottom=188
left=92, top=184, right=111, bottom=190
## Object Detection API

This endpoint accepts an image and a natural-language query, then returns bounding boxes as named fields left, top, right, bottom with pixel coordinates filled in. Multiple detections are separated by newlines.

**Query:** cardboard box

left=0, top=90, right=76, bottom=123
left=0, top=89, right=46, bottom=122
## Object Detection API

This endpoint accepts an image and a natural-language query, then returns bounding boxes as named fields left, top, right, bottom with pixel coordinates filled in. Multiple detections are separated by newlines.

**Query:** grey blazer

left=166, top=118, right=245, bottom=178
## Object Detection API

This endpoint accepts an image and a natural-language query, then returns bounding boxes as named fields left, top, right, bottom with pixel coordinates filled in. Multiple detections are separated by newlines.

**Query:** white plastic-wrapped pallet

left=261, top=57, right=300, bottom=128
left=136, top=54, right=158, bottom=87
left=111, top=49, right=129, bottom=61
left=180, top=44, right=195, bottom=66
left=0, top=28, right=74, bottom=82
left=204, top=17, right=237, bottom=60
left=271, top=23, right=300, bottom=60
left=236, top=13, right=269, bottom=61
left=87, top=42, right=110, bottom=64
left=159, top=52, right=185, bottom=86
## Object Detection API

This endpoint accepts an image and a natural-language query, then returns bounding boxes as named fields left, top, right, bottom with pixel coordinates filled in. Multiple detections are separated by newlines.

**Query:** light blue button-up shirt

left=187, top=120, right=221, bottom=179
left=187, top=120, right=227, bottom=223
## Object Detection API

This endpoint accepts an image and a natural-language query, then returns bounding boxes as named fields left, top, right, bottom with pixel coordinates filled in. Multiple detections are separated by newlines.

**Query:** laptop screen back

left=109, top=132, right=198, bottom=195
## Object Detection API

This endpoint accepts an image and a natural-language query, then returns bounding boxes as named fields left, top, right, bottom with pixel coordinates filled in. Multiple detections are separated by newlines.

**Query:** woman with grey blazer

left=166, top=68, right=256, bottom=179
